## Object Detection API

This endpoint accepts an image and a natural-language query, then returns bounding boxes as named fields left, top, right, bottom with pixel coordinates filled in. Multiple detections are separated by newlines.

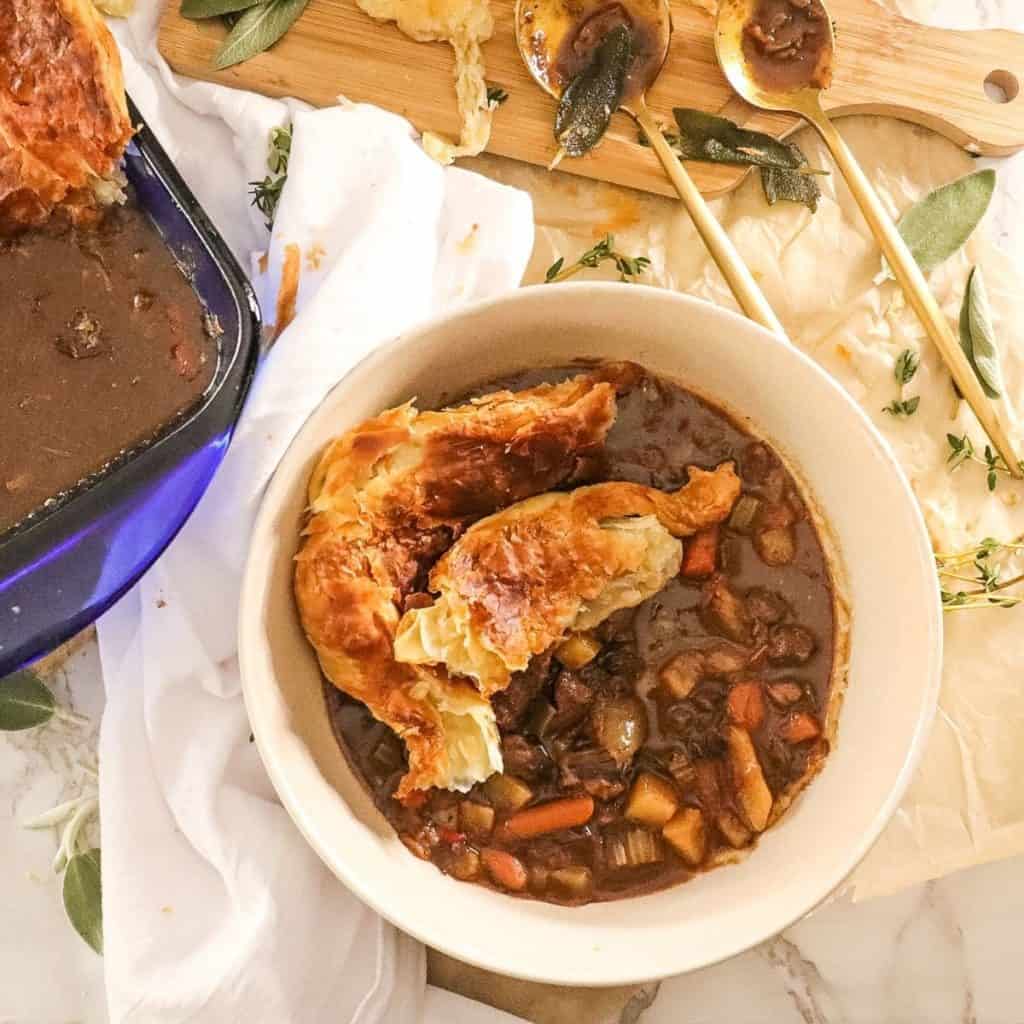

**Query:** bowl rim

left=238, top=283, right=943, bottom=986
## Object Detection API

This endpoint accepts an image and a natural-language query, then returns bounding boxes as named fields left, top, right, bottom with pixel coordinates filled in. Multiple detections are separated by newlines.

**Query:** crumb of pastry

left=355, top=0, right=495, bottom=165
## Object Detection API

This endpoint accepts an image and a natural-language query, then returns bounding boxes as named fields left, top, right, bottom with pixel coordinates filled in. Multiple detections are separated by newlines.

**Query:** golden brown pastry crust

left=294, top=376, right=617, bottom=799
left=0, top=0, right=131, bottom=231
left=395, top=465, right=742, bottom=693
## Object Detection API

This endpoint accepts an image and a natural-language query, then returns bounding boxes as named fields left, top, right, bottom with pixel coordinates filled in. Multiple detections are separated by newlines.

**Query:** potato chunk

left=662, top=808, right=706, bottom=867
left=727, top=726, right=772, bottom=832
left=716, top=808, right=754, bottom=848
left=458, top=801, right=495, bottom=839
left=659, top=650, right=702, bottom=700
left=554, top=633, right=602, bottom=669
left=549, top=866, right=594, bottom=900
left=625, top=772, right=679, bottom=828
left=483, top=773, right=533, bottom=812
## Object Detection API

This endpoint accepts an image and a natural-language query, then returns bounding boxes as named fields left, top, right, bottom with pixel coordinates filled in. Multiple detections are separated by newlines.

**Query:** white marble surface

left=5, top=0, right=1024, bottom=1021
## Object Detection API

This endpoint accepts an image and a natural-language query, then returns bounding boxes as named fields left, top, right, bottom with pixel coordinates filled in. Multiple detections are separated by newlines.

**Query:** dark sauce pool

left=743, top=0, right=833, bottom=94
left=0, top=197, right=218, bottom=533
left=327, top=365, right=837, bottom=905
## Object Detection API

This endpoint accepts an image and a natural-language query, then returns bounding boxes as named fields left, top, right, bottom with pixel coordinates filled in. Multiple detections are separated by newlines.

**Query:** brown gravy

left=327, top=366, right=837, bottom=905
left=550, top=0, right=668, bottom=104
left=743, top=0, right=833, bottom=93
left=0, top=200, right=218, bottom=532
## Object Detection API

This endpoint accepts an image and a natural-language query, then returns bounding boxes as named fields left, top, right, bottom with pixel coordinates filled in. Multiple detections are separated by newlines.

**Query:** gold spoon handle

left=635, top=103, right=787, bottom=340
left=804, top=103, right=1022, bottom=479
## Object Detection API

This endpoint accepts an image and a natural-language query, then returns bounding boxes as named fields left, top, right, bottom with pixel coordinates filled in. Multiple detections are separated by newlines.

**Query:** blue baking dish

left=0, top=98, right=261, bottom=674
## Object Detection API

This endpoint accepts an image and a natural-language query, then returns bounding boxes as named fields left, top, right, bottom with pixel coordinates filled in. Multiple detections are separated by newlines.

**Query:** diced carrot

left=779, top=712, right=821, bottom=744
left=681, top=526, right=720, bottom=578
left=481, top=848, right=528, bottom=891
left=497, top=796, right=595, bottom=841
left=438, top=828, right=466, bottom=845
left=401, top=789, right=429, bottom=809
left=727, top=680, right=765, bottom=730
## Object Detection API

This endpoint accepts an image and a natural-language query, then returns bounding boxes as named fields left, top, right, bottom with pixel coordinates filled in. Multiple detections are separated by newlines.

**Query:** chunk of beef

left=742, top=442, right=787, bottom=501
left=766, top=680, right=804, bottom=706
left=492, top=654, right=553, bottom=731
left=767, top=624, right=816, bottom=665
left=501, top=734, right=549, bottom=780
left=745, top=587, right=789, bottom=625
left=701, top=575, right=751, bottom=643
left=555, top=672, right=595, bottom=715
left=754, top=526, right=796, bottom=566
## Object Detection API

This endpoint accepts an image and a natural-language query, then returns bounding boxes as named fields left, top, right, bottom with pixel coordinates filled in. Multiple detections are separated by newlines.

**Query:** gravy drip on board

left=328, top=365, right=837, bottom=905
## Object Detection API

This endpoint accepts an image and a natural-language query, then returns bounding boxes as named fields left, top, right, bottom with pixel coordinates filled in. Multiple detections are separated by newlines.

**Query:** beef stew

left=327, top=365, right=837, bottom=904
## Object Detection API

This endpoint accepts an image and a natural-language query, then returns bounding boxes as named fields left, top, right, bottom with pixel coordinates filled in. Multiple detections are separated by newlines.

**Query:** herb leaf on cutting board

left=487, top=86, right=509, bottom=108
left=180, top=0, right=261, bottom=19
left=654, top=109, right=826, bottom=213
left=555, top=24, right=634, bottom=159
left=213, top=0, right=310, bottom=69
left=958, top=266, right=1004, bottom=399
left=893, top=169, right=996, bottom=275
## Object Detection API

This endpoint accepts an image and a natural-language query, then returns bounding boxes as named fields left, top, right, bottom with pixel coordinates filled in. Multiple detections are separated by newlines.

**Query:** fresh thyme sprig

left=249, top=124, right=292, bottom=231
left=946, top=433, right=1024, bottom=492
left=937, top=534, right=1024, bottom=610
left=883, top=348, right=920, bottom=418
left=545, top=234, right=651, bottom=284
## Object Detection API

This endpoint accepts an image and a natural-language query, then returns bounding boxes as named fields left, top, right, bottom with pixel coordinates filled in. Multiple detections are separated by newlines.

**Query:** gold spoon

left=716, top=0, right=1021, bottom=477
left=515, top=0, right=786, bottom=338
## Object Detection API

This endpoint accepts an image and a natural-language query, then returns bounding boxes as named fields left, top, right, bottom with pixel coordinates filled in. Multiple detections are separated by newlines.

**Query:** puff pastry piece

left=394, top=465, right=742, bottom=693
left=0, top=0, right=132, bottom=231
left=294, top=376, right=616, bottom=799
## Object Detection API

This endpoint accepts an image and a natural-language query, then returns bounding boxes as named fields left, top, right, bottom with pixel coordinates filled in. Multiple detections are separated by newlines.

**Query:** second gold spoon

left=516, top=0, right=786, bottom=338
left=716, top=0, right=1021, bottom=477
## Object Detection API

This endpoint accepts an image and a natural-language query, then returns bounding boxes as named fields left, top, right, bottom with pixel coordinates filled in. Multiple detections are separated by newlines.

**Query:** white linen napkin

left=96, top=12, right=532, bottom=1022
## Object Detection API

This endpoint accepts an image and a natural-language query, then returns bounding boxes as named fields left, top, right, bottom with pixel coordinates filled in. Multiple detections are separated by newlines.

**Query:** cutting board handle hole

left=985, top=70, right=1019, bottom=105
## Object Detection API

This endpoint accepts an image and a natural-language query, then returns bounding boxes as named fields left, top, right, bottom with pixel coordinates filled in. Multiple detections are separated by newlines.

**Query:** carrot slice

left=681, top=526, right=719, bottom=578
left=727, top=680, right=765, bottom=730
left=481, top=848, right=528, bottom=891
left=779, top=712, right=821, bottom=743
left=498, top=796, right=595, bottom=841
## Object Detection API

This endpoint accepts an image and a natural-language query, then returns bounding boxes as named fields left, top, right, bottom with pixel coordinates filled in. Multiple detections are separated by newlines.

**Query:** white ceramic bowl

left=238, top=284, right=941, bottom=986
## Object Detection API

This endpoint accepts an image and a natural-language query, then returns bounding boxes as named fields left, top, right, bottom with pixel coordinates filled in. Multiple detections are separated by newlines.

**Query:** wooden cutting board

left=158, top=0, right=1024, bottom=199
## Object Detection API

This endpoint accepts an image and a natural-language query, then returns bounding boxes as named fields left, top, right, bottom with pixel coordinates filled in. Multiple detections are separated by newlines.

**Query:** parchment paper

left=465, top=15, right=1024, bottom=898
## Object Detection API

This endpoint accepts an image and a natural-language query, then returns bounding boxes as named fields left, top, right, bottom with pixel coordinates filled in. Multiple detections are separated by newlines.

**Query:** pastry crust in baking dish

left=0, top=0, right=131, bottom=231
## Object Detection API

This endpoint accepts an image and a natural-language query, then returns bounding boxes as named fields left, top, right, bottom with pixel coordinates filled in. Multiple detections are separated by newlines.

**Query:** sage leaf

left=0, top=670, right=56, bottom=731
left=63, top=848, right=103, bottom=955
left=959, top=266, right=1004, bottom=399
left=213, top=0, right=310, bottom=69
left=672, top=109, right=805, bottom=170
left=555, top=24, right=633, bottom=158
left=666, top=109, right=821, bottom=212
left=181, top=0, right=261, bottom=20
left=895, top=170, right=996, bottom=275
left=762, top=151, right=821, bottom=213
